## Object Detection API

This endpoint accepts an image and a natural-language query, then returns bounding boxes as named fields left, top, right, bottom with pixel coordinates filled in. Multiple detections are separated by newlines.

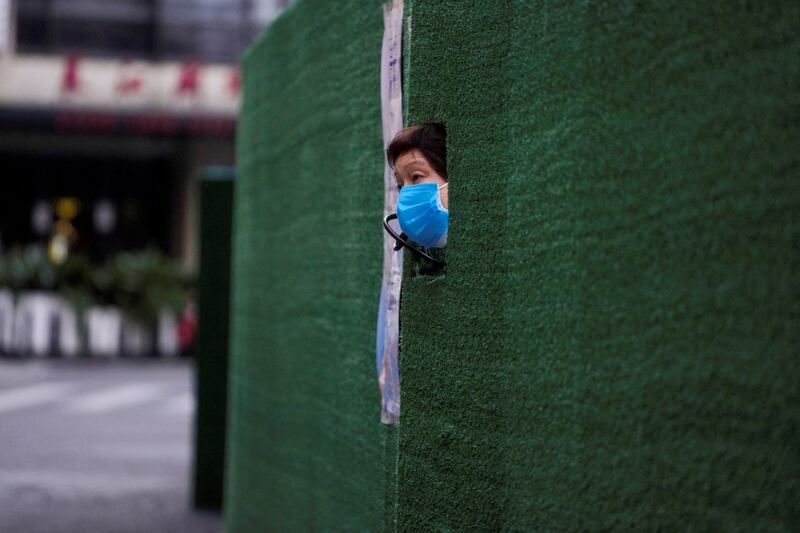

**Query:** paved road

left=0, top=358, right=223, bottom=533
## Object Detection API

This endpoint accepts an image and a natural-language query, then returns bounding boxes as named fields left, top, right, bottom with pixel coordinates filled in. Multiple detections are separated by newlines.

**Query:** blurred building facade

left=0, top=0, right=293, bottom=268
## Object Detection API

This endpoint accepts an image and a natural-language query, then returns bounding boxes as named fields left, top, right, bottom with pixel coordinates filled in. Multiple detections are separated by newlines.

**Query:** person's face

left=394, top=149, right=448, bottom=209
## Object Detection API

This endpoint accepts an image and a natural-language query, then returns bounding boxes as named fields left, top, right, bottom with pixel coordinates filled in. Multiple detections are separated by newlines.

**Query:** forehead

left=394, top=149, right=431, bottom=172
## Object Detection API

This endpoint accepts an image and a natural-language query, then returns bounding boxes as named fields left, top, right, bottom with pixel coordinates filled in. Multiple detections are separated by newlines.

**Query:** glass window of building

left=14, top=0, right=294, bottom=62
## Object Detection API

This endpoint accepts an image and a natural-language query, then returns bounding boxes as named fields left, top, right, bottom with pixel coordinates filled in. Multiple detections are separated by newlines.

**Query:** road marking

left=64, top=383, right=164, bottom=413
left=0, top=382, right=74, bottom=413
left=0, top=469, right=178, bottom=497
left=163, top=392, right=194, bottom=415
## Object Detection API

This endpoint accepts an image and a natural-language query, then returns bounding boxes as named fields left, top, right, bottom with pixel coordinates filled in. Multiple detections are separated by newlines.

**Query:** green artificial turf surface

left=224, top=1, right=389, bottom=531
left=398, top=1, right=799, bottom=530
left=227, top=0, right=799, bottom=530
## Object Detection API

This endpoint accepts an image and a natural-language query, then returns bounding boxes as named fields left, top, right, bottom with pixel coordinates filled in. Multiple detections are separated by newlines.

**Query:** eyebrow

left=399, top=160, right=427, bottom=173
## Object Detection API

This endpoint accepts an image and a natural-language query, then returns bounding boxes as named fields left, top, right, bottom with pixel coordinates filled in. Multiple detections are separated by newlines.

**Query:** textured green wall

left=193, top=170, right=235, bottom=510
left=228, top=0, right=798, bottom=530
left=224, top=1, right=389, bottom=531
left=398, top=1, right=799, bottom=531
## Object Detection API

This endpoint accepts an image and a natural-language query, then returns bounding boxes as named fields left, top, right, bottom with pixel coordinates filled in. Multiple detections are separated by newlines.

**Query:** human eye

left=411, top=173, right=423, bottom=182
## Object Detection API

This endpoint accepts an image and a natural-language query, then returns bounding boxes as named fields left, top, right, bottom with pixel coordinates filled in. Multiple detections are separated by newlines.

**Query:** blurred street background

left=0, top=359, right=219, bottom=533
left=0, top=1, right=294, bottom=530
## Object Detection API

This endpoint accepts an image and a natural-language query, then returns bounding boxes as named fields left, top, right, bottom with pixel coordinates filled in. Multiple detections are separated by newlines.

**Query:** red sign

left=176, top=63, right=202, bottom=96
left=61, top=55, right=82, bottom=94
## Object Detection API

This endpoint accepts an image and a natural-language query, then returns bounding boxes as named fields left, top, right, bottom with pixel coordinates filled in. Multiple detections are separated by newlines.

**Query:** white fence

left=0, top=289, right=179, bottom=358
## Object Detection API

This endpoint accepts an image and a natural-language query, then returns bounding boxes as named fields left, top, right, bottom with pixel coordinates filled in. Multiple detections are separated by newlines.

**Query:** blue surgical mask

left=396, top=182, right=448, bottom=248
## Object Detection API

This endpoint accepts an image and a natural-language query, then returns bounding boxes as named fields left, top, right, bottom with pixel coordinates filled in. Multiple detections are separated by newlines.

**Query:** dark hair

left=386, top=123, right=447, bottom=180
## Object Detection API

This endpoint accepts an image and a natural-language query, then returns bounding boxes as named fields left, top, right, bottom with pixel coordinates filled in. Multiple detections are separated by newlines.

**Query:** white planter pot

left=54, top=298, right=81, bottom=358
left=13, top=291, right=62, bottom=357
left=158, top=310, right=179, bottom=357
left=0, top=289, right=14, bottom=354
left=121, top=317, right=153, bottom=356
left=86, top=306, right=122, bottom=358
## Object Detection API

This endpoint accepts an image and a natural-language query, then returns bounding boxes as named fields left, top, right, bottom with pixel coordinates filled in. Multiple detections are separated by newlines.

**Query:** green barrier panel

left=228, top=0, right=798, bottom=530
left=224, top=1, right=388, bottom=531
left=193, top=167, right=235, bottom=510
left=398, top=1, right=799, bottom=531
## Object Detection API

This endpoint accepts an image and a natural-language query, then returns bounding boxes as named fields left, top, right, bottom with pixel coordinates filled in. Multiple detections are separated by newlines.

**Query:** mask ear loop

left=383, top=213, right=445, bottom=266
left=436, top=182, right=449, bottom=212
